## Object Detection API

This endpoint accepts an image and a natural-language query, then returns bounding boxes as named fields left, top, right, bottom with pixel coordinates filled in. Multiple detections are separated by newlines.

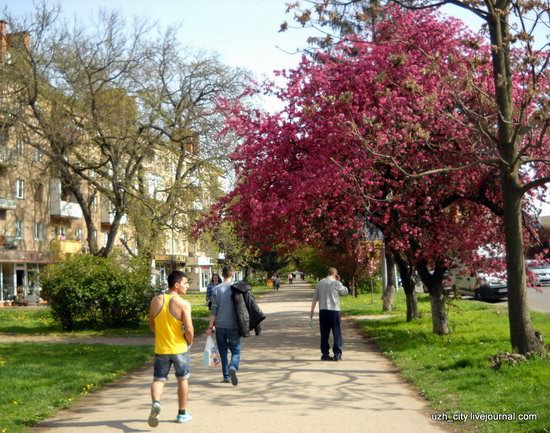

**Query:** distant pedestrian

left=206, top=265, right=242, bottom=385
left=273, top=274, right=281, bottom=291
left=309, top=267, right=349, bottom=361
left=206, top=273, right=221, bottom=310
left=147, top=270, right=194, bottom=426
left=288, top=273, right=294, bottom=284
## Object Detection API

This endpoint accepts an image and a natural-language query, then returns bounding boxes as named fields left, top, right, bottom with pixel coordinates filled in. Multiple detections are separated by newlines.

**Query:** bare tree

left=3, top=4, right=245, bottom=260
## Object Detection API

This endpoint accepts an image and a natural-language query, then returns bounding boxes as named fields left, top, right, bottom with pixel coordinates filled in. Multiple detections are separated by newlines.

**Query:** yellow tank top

left=154, top=294, right=188, bottom=355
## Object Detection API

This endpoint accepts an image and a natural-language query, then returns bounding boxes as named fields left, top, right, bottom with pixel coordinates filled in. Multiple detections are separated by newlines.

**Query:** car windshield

left=528, top=264, right=550, bottom=270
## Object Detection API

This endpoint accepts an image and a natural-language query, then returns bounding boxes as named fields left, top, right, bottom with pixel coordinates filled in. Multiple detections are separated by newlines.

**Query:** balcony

left=0, top=146, right=15, bottom=167
left=0, top=196, right=16, bottom=209
left=186, top=254, right=213, bottom=266
left=50, top=200, right=83, bottom=219
left=101, top=207, right=127, bottom=226
left=0, top=235, right=18, bottom=250
left=50, top=239, right=82, bottom=256
left=49, top=178, right=83, bottom=219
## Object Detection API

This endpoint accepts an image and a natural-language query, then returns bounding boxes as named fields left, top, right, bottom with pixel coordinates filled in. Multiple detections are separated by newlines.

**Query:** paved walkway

left=29, top=283, right=448, bottom=433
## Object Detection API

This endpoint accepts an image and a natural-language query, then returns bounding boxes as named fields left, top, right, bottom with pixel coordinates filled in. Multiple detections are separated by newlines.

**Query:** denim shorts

left=153, top=352, right=190, bottom=381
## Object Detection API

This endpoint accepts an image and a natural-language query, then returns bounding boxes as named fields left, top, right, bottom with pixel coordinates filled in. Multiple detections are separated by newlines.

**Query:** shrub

left=41, top=254, right=155, bottom=330
left=356, top=275, right=383, bottom=294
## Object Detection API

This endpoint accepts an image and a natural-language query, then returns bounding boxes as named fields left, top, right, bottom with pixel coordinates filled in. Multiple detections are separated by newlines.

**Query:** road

left=458, top=285, right=550, bottom=313
left=527, top=285, right=550, bottom=313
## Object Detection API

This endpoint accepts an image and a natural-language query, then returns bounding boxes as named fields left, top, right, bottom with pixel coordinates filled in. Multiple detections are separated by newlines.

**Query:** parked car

left=449, top=269, right=507, bottom=301
left=527, top=261, right=550, bottom=286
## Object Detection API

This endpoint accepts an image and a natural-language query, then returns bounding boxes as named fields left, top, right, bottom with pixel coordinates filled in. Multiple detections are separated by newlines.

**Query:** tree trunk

left=429, top=288, right=449, bottom=335
left=101, top=211, right=123, bottom=257
left=69, top=186, right=98, bottom=255
left=350, top=276, right=357, bottom=298
left=395, top=253, right=418, bottom=321
left=405, top=288, right=418, bottom=322
left=502, top=176, right=543, bottom=354
left=417, top=261, right=449, bottom=335
left=487, top=9, right=543, bottom=355
left=382, top=251, right=395, bottom=311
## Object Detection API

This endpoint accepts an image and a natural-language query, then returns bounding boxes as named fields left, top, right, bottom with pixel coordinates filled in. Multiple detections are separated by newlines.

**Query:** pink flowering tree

left=283, top=0, right=549, bottom=355
left=202, top=8, right=546, bottom=341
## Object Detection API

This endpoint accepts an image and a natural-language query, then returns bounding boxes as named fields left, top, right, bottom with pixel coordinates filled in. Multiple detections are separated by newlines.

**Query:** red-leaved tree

left=202, top=8, right=546, bottom=343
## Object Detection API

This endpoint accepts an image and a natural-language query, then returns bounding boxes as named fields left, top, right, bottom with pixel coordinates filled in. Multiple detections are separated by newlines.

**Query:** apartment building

left=0, top=20, right=220, bottom=302
left=0, top=127, right=135, bottom=303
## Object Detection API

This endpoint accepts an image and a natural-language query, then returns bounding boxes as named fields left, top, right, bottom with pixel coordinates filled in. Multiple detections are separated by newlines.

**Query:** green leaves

left=40, top=254, right=154, bottom=330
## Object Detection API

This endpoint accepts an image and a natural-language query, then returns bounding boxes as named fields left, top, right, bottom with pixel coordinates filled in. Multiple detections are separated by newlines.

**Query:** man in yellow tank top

left=147, top=270, right=194, bottom=427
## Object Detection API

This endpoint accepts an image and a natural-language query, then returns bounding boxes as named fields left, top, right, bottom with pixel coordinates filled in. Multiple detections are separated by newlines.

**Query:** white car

left=527, top=261, right=550, bottom=286
left=449, top=269, right=507, bottom=301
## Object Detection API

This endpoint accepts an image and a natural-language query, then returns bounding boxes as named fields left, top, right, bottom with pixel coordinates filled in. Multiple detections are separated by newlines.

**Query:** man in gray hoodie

left=205, top=265, right=240, bottom=386
left=310, top=267, right=349, bottom=361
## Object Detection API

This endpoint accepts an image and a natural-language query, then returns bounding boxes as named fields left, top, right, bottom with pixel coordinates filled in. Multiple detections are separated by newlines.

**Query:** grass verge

left=0, top=286, right=275, bottom=432
left=341, top=292, right=550, bottom=433
left=0, top=290, right=235, bottom=336
left=0, top=342, right=151, bottom=433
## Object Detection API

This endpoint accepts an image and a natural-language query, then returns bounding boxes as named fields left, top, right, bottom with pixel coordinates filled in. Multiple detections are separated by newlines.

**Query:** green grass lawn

left=341, top=292, right=550, bottom=433
left=0, top=285, right=271, bottom=336
left=0, top=285, right=268, bottom=337
left=0, top=285, right=268, bottom=433
left=0, top=342, right=151, bottom=433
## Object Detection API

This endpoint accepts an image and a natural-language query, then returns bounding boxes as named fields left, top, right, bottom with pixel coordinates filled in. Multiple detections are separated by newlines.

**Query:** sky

left=2, top=0, right=313, bottom=80
left=2, top=0, right=549, bottom=215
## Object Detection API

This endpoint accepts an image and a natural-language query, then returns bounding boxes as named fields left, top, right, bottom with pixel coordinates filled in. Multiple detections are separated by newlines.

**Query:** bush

left=356, top=275, right=383, bottom=294
left=41, top=254, right=155, bottom=330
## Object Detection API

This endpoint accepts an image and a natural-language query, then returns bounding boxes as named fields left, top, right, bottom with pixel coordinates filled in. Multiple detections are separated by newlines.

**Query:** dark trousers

left=319, top=309, right=343, bottom=356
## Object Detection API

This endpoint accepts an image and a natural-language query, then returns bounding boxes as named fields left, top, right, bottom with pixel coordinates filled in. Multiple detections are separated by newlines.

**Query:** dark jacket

left=231, top=282, right=266, bottom=337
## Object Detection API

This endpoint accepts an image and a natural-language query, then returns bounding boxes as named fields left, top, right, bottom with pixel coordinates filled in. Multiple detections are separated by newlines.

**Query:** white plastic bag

left=203, top=335, right=221, bottom=367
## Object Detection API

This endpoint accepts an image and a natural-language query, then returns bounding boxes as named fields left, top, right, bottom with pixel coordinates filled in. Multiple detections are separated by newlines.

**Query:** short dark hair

left=222, top=265, right=235, bottom=279
left=168, top=270, right=187, bottom=288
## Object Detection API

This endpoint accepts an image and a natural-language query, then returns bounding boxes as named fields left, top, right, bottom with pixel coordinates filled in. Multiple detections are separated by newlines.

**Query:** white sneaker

left=148, top=402, right=161, bottom=427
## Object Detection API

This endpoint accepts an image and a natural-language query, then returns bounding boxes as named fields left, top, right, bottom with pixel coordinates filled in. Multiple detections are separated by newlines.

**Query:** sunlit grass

left=0, top=343, right=151, bottom=433
left=341, top=292, right=550, bottom=433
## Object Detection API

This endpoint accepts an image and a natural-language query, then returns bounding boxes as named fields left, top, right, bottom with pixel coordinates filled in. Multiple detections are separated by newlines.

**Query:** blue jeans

left=319, top=310, right=343, bottom=356
left=215, top=327, right=241, bottom=380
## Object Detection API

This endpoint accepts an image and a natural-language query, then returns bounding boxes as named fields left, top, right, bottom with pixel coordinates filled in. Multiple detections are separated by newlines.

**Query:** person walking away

left=309, top=267, right=348, bottom=361
left=274, top=274, right=281, bottom=291
left=147, top=270, right=194, bottom=426
left=206, top=273, right=221, bottom=311
left=205, top=265, right=241, bottom=386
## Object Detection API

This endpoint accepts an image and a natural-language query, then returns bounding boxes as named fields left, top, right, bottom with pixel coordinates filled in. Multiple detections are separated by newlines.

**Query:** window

left=75, top=228, right=82, bottom=241
left=0, top=128, right=8, bottom=147
left=34, top=223, right=42, bottom=240
left=15, top=220, right=23, bottom=239
left=15, top=179, right=24, bottom=199
left=103, top=231, right=109, bottom=248
left=54, top=226, right=66, bottom=239
left=34, top=148, right=43, bottom=162
left=15, top=136, right=24, bottom=157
